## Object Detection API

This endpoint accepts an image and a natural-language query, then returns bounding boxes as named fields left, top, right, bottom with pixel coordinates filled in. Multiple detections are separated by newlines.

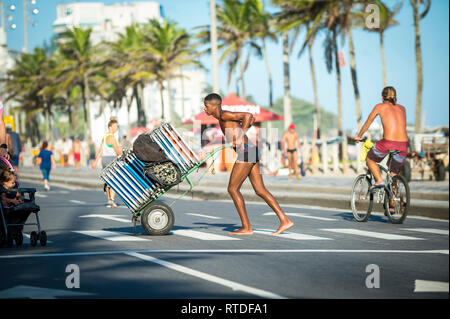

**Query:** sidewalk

left=18, top=165, right=449, bottom=220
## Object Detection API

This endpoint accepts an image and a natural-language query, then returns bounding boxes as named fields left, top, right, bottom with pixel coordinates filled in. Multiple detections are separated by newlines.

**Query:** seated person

left=0, top=169, right=23, bottom=208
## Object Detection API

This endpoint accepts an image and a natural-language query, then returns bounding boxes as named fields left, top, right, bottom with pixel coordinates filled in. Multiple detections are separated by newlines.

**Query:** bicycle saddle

left=388, top=150, right=401, bottom=155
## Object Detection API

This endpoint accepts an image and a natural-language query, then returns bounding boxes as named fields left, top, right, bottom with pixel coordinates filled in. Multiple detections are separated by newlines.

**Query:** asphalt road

left=0, top=181, right=448, bottom=300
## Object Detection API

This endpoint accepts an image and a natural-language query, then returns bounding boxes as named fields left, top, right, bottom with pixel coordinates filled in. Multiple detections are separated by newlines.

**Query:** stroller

left=0, top=156, right=46, bottom=248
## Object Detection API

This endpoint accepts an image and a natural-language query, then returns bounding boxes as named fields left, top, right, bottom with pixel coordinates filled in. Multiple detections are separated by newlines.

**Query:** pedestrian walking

left=281, top=124, right=302, bottom=181
left=37, top=141, right=56, bottom=191
left=203, top=93, right=293, bottom=235
left=72, top=136, right=82, bottom=172
left=61, top=138, right=71, bottom=167
left=92, top=117, right=122, bottom=208
left=6, top=124, right=22, bottom=173
left=120, top=135, right=131, bottom=151
left=88, top=137, right=96, bottom=169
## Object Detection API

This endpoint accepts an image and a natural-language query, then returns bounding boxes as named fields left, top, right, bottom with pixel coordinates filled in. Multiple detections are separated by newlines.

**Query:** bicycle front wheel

left=351, top=174, right=373, bottom=222
left=384, top=174, right=410, bottom=224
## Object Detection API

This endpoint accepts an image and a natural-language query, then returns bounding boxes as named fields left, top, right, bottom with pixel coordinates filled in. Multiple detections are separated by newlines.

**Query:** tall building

left=52, top=1, right=206, bottom=142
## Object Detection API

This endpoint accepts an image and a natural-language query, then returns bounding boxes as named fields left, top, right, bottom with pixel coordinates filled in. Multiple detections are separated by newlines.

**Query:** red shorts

left=74, top=153, right=81, bottom=162
left=367, top=139, right=408, bottom=174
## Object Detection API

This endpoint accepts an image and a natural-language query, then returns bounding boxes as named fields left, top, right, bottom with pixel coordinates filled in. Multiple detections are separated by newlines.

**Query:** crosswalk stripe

left=254, top=229, right=332, bottom=240
left=186, top=213, right=222, bottom=220
left=73, top=230, right=149, bottom=242
left=263, top=212, right=337, bottom=221
left=404, top=228, right=449, bottom=235
left=170, top=229, right=240, bottom=240
left=70, top=200, right=86, bottom=204
left=321, top=229, right=424, bottom=240
left=35, top=194, right=47, bottom=198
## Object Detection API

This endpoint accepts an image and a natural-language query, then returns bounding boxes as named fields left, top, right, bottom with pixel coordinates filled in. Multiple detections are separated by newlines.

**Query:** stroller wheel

left=15, top=232, right=23, bottom=247
left=6, top=233, right=14, bottom=248
left=39, top=231, right=47, bottom=247
left=30, top=231, right=38, bottom=247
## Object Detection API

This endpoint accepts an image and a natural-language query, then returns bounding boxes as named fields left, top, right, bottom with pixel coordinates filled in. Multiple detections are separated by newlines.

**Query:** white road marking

left=1, top=249, right=447, bottom=260
left=321, top=228, right=424, bottom=240
left=414, top=280, right=449, bottom=292
left=170, top=229, right=240, bottom=240
left=70, top=200, right=86, bottom=204
left=186, top=213, right=222, bottom=220
left=73, top=230, right=149, bottom=242
left=254, top=229, right=332, bottom=240
left=404, top=228, right=449, bottom=235
left=35, top=194, right=47, bottom=198
left=126, top=252, right=286, bottom=299
left=79, top=214, right=130, bottom=223
left=263, top=212, right=337, bottom=221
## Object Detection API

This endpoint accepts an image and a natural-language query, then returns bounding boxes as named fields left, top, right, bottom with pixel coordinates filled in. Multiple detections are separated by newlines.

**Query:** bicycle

left=350, top=137, right=410, bottom=224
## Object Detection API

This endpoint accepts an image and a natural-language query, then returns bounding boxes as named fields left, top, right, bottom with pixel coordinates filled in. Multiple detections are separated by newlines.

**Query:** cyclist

left=355, top=87, right=408, bottom=197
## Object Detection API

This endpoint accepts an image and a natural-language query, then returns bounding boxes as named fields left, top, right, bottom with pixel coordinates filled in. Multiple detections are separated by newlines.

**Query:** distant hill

left=260, top=97, right=337, bottom=137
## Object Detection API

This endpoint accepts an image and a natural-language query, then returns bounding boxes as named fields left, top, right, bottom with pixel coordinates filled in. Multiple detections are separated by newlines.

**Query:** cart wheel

left=30, top=231, right=38, bottom=247
left=140, top=202, right=174, bottom=236
left=39, top=231, right=47, bottom=247
left=15, top=232, right=23, bottom=247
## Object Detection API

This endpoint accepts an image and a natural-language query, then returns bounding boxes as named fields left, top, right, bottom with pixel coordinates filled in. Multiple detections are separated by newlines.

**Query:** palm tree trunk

left=262, top=39, right=273, bottom=108
left=159, top=82, right=165, bottom=120
left=82, top=74, right=92, bottom=139
left=180, top=72, right=185, bottom=120
left=333, top=29, right=347, bottom=173
left=412, top=0, right=423, bottom=133
left=282, top=31, right=292, bottom=130
left=137, top=82, right=147, bottom=126
left=379, top=32, right=388, bottom=87
left=308, top=38, right=320, bottom=139
left=347, top=25, right=362, bottom=131
left=167, top=77, right=174, bottom=123
left=238, top=52, right=246, bottom=99
left=333, top=31, right=343, bottom=138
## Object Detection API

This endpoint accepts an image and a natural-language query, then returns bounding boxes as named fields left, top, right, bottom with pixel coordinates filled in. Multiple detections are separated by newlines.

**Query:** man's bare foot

left=229, top=228, right=254, bottom=236
left=272, top=219, right=294, bottom=235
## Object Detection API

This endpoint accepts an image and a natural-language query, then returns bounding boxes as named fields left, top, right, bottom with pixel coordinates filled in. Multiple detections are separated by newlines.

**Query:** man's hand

left=354, top=136, right=364, bottom=143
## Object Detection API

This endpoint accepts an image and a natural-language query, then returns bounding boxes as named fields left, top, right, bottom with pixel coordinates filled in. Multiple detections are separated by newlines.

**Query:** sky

left=2, top=0, right=449, bottom=131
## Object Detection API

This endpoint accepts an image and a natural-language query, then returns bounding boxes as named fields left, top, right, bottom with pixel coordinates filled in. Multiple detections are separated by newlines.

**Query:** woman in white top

left=93, top=117, right=122, bottom=208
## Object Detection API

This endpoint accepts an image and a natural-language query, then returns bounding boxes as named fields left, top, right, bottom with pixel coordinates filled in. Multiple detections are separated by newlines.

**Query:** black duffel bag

left=133, top=133, right=167, bottom=163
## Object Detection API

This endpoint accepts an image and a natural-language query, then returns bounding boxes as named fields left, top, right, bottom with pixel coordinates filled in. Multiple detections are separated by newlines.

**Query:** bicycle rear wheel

left=384, top=175, right=410, bottom=224
left=351, top=174, right=373, bottom=222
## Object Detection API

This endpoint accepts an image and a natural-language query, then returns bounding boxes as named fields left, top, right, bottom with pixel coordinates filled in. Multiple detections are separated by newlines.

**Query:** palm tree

left=2, top=48, right=57, bottom=142
left=198, top=0, right=261, bottom=99
left=355, top=1, right=402, bottom=88
left=54, top=27, right=101, bottom=139
left=273, top=0, right=324, bottom=138
left=141, top=18, right=201, bottom=123
left=106, top=25, right=155, bottom=128
left=411, top=0, right=431, bottom=133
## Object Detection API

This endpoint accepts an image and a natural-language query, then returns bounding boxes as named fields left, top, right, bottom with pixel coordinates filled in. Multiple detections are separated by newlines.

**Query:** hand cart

left=100, top=123, right=232, bottom=236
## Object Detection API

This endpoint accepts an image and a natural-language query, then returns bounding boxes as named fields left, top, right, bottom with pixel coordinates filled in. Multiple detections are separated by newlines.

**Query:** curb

left=20, top=173, right=449, bottom=220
